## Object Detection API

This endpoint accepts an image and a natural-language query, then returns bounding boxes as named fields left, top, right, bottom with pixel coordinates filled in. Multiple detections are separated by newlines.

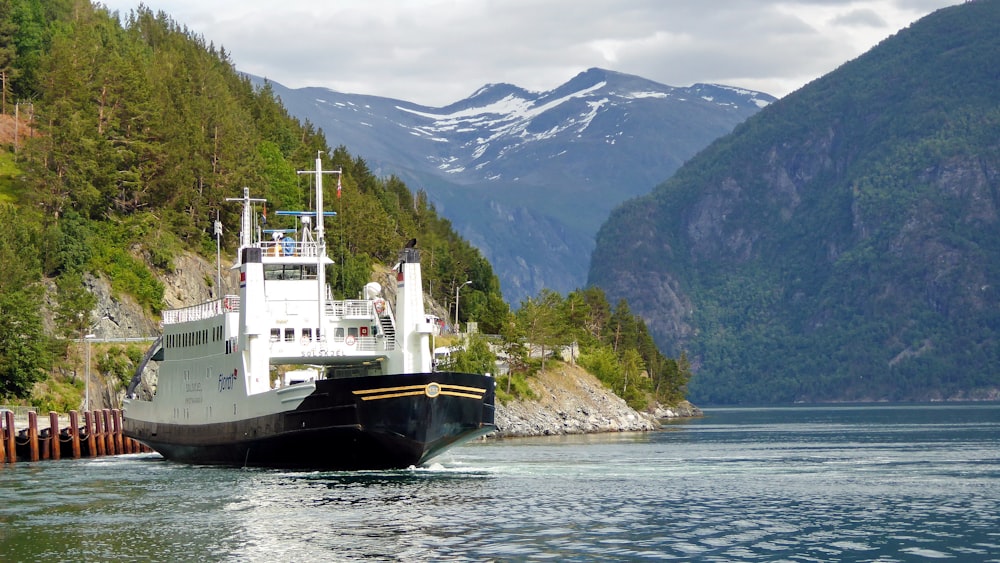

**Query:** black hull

left=123, top=372, right=496, bottom=470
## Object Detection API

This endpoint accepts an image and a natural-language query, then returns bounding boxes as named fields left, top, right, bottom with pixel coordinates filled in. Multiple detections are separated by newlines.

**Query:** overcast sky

left=96, top=0, right=958, bottom=107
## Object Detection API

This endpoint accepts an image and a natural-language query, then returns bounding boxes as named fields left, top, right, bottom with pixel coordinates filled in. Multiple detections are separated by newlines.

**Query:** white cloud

left=97, top=0, right=959, bottom=106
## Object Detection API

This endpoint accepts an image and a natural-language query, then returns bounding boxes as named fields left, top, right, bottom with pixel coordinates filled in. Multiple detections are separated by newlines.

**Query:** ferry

left=122, top=156, right=496, bottom=469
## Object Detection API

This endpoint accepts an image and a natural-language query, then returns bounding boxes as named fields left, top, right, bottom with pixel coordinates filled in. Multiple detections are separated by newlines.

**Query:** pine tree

left=0, top=0, right=18, bottom=114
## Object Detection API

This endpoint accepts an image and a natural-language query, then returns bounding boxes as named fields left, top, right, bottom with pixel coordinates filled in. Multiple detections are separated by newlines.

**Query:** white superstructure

left=124, top=155, right=437, bottom=426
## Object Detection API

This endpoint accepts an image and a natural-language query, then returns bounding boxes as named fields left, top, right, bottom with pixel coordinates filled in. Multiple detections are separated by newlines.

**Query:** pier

left=0, top=408, right=151, bottom=464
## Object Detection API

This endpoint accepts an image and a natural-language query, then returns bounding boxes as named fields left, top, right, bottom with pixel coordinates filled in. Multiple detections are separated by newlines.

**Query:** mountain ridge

left=253, top=68, right=774, bottom=302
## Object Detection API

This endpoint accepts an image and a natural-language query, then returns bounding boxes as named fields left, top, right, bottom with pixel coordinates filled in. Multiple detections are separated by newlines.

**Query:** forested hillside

left=0, top=0, right=505, bottom=403
left=590, top=1, right=1000, bottom=404
left=0, top=0, right=689, bottom=414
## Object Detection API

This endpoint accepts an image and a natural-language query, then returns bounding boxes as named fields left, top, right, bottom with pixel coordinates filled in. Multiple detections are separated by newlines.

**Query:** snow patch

left=625, top=91, right=669, bottom=99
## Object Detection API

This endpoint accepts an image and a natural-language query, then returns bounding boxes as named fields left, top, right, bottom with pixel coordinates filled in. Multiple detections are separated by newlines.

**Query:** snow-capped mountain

left=253, top=68, right=774, bottom=303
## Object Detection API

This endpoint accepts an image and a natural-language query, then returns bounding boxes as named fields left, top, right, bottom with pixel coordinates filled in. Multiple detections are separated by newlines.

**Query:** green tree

left=472, top=291, right=509, bottom=335
left=448, top=332, right=496, bottom=375
left=608, top=299, right=640, bottom=354
left=0, top=203, right=47, bottom=399
left=579, top=346, right=621, bottom=388
left=497, top=311, right=528, bottom=394
left=517, top=289, right=567, bottom=370
left=54, top=270, right=97, bottom=337
left=97, top=344, right=141, bottom=391
left=0, top=0, right=18, bottom=114
left=0, top=287, right=48, bottom=399
left=620, top=348, right=652, bottom=409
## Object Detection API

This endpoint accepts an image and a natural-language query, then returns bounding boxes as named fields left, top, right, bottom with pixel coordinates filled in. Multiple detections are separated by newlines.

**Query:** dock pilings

left=0, top=408, right=151, bottom=465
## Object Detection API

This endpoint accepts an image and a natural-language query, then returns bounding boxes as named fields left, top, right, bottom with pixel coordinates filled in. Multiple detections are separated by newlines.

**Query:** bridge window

left=263, top=264, right=318, bottom=280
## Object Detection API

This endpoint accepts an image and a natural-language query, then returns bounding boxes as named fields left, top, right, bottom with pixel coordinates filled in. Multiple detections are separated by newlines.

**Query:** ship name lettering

left=219, top=372, right=237, bottom=392
left=303, top=348, right=346, bottom=358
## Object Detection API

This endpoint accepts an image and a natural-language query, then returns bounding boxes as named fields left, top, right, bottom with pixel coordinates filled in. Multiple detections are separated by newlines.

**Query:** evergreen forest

left=0, top=0, right=688, bottom=412
left=590, top=0, right=1000, bottom=404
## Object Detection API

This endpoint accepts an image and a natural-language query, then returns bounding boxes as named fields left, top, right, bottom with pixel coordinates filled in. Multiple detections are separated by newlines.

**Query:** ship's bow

left=302, top=371, right=496, bottom=468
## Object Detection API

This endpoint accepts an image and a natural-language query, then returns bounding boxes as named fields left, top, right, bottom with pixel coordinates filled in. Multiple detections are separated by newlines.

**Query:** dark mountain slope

left=589, top=1, right=1000, bottom=404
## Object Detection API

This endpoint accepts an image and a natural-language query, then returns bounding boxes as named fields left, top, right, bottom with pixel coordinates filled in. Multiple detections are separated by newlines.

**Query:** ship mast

left=226, top=187, right=266, bottom=251
left=297, top=153, right=342, bottom=342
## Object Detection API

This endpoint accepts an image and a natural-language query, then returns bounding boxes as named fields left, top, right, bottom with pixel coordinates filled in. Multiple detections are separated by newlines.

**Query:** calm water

left=1, top=404, right=998, bottom=562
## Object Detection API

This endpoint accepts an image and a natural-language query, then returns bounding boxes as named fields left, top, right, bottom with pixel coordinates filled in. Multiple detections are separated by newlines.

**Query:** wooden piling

left=49, top=411, right=61, bottom=460
left=0, top=408, right=151, bottom=463
left=84, top=411, right=97, bottom=457
left=102, top=409, right=115, bottom=455
left=0, top=412, right=6, bottom=464
left=4, top=411, right=14, bottom=464
left=69, top=411, right=81, bottom=459
left=93, top=411, right=105, bottom=456
left=112, top=409, right=124, bottom=455
left=27, top=411, right=40, bottom=462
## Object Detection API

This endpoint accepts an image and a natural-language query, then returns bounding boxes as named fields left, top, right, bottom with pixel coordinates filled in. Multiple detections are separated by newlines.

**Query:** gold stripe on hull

left=353, top=382, right=487, bottom=401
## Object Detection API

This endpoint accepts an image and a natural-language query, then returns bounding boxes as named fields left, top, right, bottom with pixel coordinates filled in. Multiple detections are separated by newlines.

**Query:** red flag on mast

left=337, top=175, right=342, bottom=199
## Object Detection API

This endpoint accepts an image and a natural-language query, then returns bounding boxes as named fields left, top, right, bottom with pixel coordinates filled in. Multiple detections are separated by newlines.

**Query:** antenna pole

left=297, top=153, right=342, bottom=343
left=214, top=211, right=223, bottom=296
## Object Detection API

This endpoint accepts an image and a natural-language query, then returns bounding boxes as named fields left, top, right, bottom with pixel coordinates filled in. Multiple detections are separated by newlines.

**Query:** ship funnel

left=393, top=247, right=433, bottom=373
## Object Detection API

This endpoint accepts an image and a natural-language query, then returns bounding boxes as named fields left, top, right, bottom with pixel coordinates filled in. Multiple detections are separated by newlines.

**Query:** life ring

left=374, top=299, right=385, bottom=315
left=345, top=335, right=356, bottom=346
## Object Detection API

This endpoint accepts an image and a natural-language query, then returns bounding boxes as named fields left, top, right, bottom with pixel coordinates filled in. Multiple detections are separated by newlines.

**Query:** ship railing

left=256, top=240, right=321, bottom=258
left=270, top=335, right=394, bottom=354
left=328, top=335, right=393, bottom=352
left=163, top=297, right=238, bottom=325
left=327, top=299, right=373, bottom=319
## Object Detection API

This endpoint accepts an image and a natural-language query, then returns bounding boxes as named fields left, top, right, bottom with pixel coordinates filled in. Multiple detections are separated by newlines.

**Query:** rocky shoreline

left=491, top=363, right=702, bottom=438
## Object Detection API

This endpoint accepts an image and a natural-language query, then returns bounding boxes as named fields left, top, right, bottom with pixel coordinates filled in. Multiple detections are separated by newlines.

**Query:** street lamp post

left=84, top=334, right=95, bottom=411
left=454, top=280, right=472, bottom=333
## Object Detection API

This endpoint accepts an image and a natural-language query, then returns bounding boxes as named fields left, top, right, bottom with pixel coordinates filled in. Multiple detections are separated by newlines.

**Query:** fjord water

left=2, top=404, right=998, bottom=561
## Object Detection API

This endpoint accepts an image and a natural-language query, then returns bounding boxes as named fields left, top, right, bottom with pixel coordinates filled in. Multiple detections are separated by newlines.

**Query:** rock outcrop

left=493, top=363, right=701, bottom=438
